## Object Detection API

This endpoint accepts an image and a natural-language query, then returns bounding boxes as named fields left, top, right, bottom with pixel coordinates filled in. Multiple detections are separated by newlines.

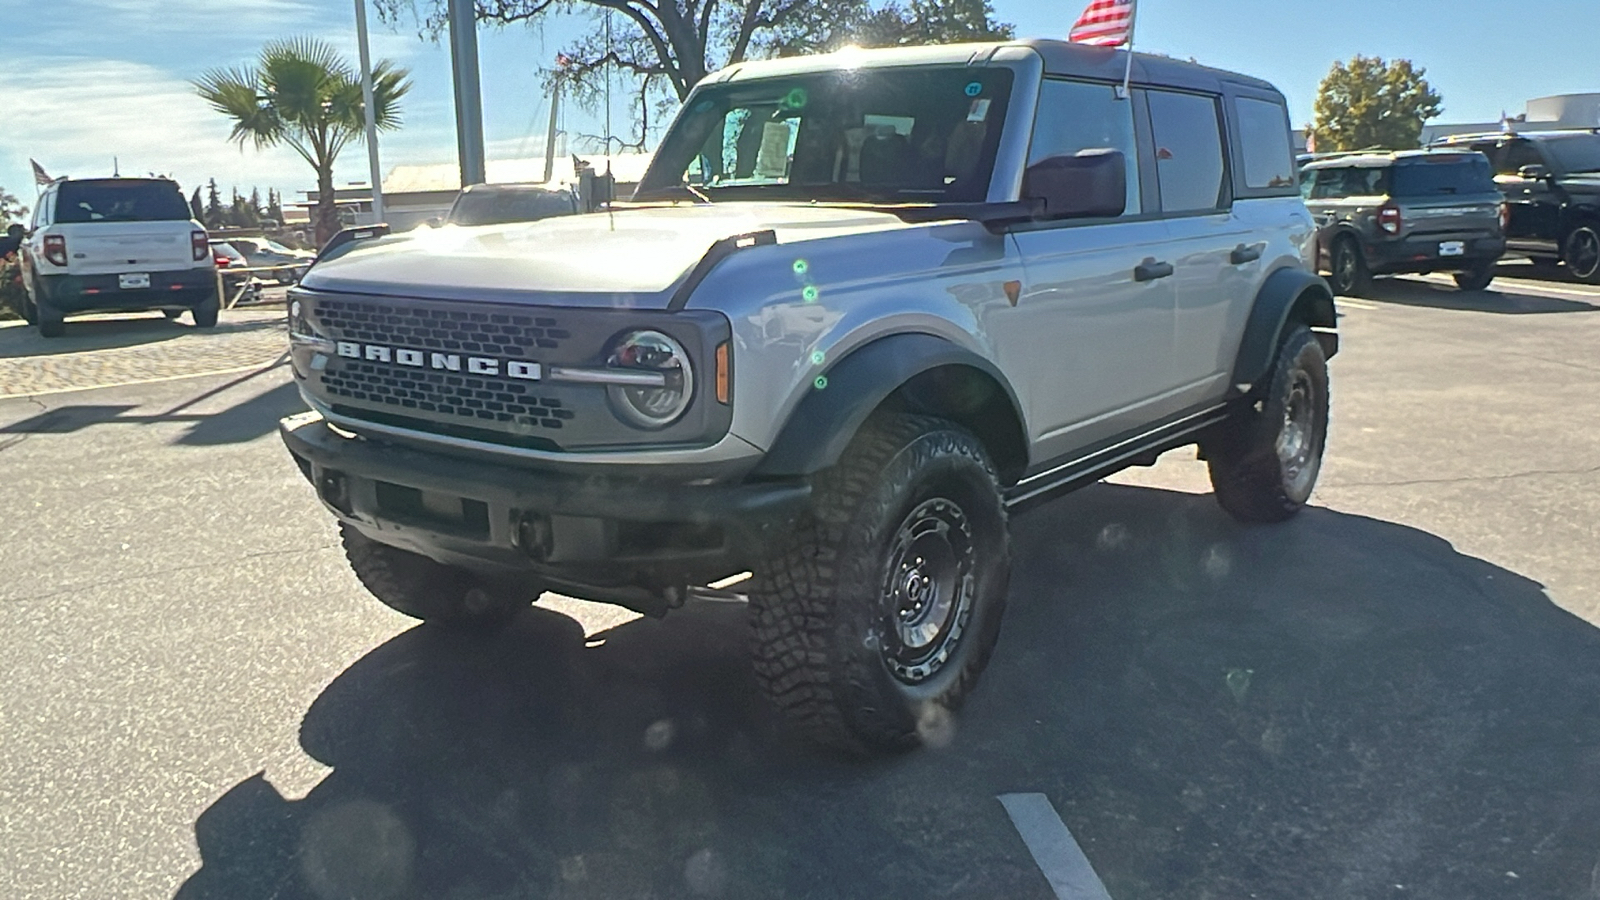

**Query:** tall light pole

left=448, top=0, right=487, bottom=188
left=354, top=0, right=385, bottom=222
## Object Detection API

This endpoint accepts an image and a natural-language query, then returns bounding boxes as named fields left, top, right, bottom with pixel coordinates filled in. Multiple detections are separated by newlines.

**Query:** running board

left=1003, top=406, right=1233, bottom=513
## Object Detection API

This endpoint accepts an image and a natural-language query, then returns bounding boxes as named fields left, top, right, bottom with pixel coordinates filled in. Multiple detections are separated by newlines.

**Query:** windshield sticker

left=964, top=81, right=983, bottom=97
left=782, top=87, right=809, bottom=110
left=967, top=98, right=992, bottom=123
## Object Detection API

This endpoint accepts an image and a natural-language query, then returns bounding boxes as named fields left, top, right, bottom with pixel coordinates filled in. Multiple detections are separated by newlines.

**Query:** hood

left=300, top=203, right=913, bottom=308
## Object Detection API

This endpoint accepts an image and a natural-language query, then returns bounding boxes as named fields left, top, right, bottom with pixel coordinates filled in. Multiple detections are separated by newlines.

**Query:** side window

left=1234, top=97, right=1296, bottom=190
left=1498, top=141, right=1545, bottom=176
left=1147, top=90, right=1227, bottom=213
left=1299, top=168, right=1316, bottom=199
left=1028, top=79, right=1141, bottom=217
left=1308, top=168, right=1347, bottom=200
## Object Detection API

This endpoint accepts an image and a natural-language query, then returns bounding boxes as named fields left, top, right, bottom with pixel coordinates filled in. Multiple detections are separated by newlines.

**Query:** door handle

left=1134, top=259, right=1174, bottom=282
left=1230, top=243, right=1263, bottom=265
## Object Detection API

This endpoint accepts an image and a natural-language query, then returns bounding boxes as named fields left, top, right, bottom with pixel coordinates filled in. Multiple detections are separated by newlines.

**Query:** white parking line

left=1337, top=298, right=1381, bottom=310
left=998, top=793, right=1114, bottom=900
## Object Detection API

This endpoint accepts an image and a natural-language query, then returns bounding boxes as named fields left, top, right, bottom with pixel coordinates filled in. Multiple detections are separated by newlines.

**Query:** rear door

left=1475, top=139, right=1560, bottom=252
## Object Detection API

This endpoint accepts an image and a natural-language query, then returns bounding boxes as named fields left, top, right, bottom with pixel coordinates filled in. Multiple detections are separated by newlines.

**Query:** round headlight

left=606, top=330, right=694, bottom=428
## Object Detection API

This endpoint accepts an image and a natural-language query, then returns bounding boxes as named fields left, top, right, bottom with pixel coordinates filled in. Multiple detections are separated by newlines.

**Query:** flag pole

left=1118, top=0, right=1138, bottom=99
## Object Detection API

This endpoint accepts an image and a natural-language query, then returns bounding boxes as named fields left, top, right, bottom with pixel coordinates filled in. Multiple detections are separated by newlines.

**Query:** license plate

left=1439, top=241, right=1465, bottom=257
left=119, top=273, right=151, bottom=289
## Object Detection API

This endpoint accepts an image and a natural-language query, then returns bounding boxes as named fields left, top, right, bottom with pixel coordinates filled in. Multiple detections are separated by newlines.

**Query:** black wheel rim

left=879, top=497, right=976, bottom=685
left=1275, top=369, right=1319, bottom=498
left=1333, top=244, right=1357, bottom=293
left=1568, top=229, right=1600, bottom=280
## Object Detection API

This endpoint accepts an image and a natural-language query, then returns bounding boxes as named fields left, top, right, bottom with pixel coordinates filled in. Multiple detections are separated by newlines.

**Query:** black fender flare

left=752, top=332, right=1027, bottom=479
left=1230, top=266, right=1338, bottom=395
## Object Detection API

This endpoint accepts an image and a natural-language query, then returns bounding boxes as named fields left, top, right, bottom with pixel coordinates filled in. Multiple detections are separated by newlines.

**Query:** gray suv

left=1301, top=150, right=1507, bottom=296
left=280, top=41, right=1337, bottom=754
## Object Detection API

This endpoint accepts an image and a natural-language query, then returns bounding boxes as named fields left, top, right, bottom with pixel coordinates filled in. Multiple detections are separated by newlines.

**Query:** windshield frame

left=636, top=63, right=1025, bottom=207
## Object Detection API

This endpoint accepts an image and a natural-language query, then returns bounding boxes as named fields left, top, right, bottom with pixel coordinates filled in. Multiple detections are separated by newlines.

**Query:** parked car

left=225, top=236, right=314, bottom=284
left=445, top=183, right=580, bottom=227
left=1300, top=150, right=1507, bottom=295
left=17, top=177, right=218, bottom=336
left=209, top=239, right=262, bottom=306
left=280, top=40, right=1336, bottom=754
left=1429, top=130, right=1600, bottom=283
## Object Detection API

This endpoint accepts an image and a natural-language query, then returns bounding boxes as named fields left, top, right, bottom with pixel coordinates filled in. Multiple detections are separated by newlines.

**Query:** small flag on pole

left=31, top=159, right=52, bottom=186
left=1069, top=0, right=1136, bottom=48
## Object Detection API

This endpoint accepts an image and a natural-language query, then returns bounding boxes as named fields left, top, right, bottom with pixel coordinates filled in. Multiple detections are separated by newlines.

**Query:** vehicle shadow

left=174, top=485, right=1600, bottom=900
left=0, top=313, right=284, bottom=358
left=0, top=358, right=301, bottom=445
left=1361, top=276, right=1600, bottom=314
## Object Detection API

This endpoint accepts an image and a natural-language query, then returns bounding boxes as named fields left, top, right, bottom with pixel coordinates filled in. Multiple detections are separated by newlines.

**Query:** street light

left=354, top=0, right=386, bottom=222
left=447, top=0, right=487, bottom=188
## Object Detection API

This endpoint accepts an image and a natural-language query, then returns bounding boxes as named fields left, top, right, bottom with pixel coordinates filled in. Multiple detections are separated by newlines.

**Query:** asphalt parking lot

left=1, top=270, right=1598, bottom=900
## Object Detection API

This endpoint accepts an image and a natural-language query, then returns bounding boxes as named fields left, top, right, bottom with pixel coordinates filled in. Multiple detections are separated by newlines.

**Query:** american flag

left=31, top=159, right=52, bottom=186
left=1069, top=0, right=1135, bottom=47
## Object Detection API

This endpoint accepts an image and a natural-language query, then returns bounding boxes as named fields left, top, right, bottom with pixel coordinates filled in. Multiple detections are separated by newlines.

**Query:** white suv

left=18, top=177, right=218, bottom=337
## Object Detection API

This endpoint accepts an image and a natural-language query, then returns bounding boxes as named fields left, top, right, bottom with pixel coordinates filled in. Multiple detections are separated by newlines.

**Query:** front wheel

left=1453, top=260, right=1496, bottom=292
left=1564, top=225, right=1600, bottom=284
left=749, top=413, right=1011, bottom=755
left=1206, top=326, right=1330, bottom=524
left=341, top=524, right=537, bottom=627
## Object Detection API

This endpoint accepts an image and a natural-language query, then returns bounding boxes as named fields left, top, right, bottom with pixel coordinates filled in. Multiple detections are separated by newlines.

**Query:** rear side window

left=1306, top=166, right=1387, bottom=200
left=1146, top=90, right=1227, bottom=213
left=1234, top=97, right=1296, bottom=190
left=1391, top=156, right=1496, bottom=196
left=55, top=181, right=191, bottom=224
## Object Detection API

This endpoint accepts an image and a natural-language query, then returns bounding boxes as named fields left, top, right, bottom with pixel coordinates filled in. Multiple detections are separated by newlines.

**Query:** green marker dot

left=783, top=87, right=809, bottom=110
left=809, top=350, right=826, bottom=366
left=802, top=285, right=819, bottom=302
left=792, top=259, right=809, bottom=275
left=814, top=376, right=829, bottom=390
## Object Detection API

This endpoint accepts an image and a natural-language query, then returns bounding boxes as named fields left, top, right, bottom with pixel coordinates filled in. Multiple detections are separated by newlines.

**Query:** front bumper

left=280, top=411, right=809, bottom=606
left=38, top=267, right=216, bottom=312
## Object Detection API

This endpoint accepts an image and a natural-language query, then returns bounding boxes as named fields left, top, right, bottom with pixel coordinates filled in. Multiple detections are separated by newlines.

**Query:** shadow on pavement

left=0, top=313, right=285, bottom=358
left=0, top=359, right=303, bottom=445
left=175, top=485, right=1600, bottom=900
left=1361, top=277, right=1600, bottom=314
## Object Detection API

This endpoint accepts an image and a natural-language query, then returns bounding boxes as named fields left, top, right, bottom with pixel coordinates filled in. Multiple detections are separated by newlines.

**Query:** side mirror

left=1022, top=149, right=1127, bottom=220
left=1517, top=164, right=1551, bottom=181
left=315, top=223, right=392, bottom=264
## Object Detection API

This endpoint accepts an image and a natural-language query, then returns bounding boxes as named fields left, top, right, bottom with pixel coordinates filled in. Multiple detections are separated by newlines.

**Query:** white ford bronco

left=18, top=177, right=219, bottom=337
left=280, top=41, right=1337, bottom=754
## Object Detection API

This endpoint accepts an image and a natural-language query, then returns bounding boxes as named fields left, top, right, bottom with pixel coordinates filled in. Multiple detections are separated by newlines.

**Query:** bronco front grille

left=320, top=361, right=576, bottom=431
left=314, top=296, right=572, bottom=356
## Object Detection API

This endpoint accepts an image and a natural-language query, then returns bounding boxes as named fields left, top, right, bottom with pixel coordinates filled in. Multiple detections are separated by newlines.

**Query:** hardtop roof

left=1301, top=149, right=1489, bottom=170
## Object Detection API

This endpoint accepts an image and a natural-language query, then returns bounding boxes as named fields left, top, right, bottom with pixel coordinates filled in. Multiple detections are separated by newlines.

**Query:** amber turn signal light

left=715, top=342, right=730, bottom=404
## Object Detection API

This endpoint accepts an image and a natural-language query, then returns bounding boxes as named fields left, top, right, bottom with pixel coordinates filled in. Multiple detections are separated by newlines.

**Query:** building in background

left=1424, top=92, right=1600, bottom=144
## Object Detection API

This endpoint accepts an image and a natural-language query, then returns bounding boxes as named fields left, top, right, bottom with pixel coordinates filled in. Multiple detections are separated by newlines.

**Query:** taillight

left=192, top=231, right=209, bottom=262
left=43, top=235, right=67, bottom=266
left=1499, top=202, right=1510, bottom=232
left=1377, top=204, right=1402, bottom=236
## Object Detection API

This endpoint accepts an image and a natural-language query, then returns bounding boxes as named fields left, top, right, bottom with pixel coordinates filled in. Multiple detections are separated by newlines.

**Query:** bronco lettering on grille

left=334, top=341, right=542, bottom=381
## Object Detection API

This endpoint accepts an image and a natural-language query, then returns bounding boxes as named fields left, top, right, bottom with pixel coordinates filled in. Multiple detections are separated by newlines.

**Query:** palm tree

left=195, top=37, right=409, bottom=246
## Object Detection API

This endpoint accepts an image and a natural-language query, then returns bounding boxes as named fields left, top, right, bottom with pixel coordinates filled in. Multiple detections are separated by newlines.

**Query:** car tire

left=17, top=288, right=38, bottom=326
left=341, top=523, right=536, bottom=627
left=749, top=413, right=1011, bottom=755
left=1328, top=237, right=1372, bottom=297
left=162, top=309, right=184, bottom=320
left=36, top=293, right=64, bottom=338
left=1563, top=224, right=1600, bottom=284
left=1206, top=325, right=1329, bottom=524
left=1453, top=261, right=1496, bottom=292
left=191, top=290, right=220, bottom=328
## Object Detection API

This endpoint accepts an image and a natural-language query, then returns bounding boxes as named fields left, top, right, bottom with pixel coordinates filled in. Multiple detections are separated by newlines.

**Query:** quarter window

left=1234, top=97, right=1296, bottom=190
left=1147, top=90, right=1227, bottom=213
left=1028, top=79, right=1141, bottom=216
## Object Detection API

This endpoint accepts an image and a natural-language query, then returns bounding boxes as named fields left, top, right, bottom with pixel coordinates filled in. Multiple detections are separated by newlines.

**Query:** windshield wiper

left=635, top=183, right=715, bottom=204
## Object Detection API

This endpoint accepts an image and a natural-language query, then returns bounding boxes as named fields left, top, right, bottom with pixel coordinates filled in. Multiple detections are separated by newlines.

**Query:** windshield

left=1390, top=155, right=1497, bottom=196
left=636, top=66, right=1014, bottom=204
left=448, top=188, right=578, bottom=226
left=54, top=179, right=191, bottom=223
left=1540, top=134, right=1600, bottom=173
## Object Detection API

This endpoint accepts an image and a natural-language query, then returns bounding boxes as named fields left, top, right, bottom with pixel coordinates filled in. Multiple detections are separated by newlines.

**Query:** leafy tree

left=204, top=179, right=225, bottom=229
left=195, top=37, right=410, bottom=245
left=379, top=0, right=1011, bottom=106
left=266, top=189, right=285, bottom=227
left=1310, top=55, right=1443, bottom=152
left=189, top=187, right=205, bottom=221
left=248, top=187, right=264, bottom=222
left=0, top=186, right=26, bottom=226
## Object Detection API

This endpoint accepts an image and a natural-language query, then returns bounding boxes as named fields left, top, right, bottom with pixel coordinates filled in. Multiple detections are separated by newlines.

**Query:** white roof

left=381, top=152, right=655, bottom=194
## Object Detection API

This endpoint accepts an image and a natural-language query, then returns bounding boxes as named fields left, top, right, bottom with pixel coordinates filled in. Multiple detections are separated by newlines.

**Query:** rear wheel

left=341, top=523, right=537, bottom=627
left=749, top=413, right=1011, bottom=755
left=36, top=293, right=64, bottom=338
left=1206, top=326, right=1329, bottom=524
left=1328, top=237, right=1372, bottom=297
left=1453, top=260, right=1496, bottom=292
left=1563, top=224, right=1600, bottom=284
left=191, top=289, right=220, bottom=328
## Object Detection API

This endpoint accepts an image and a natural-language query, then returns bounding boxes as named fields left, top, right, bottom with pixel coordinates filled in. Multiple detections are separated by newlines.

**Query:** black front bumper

left=280, top=412, right=809, bottom=605
left=38, top=268, right=217, bottom=312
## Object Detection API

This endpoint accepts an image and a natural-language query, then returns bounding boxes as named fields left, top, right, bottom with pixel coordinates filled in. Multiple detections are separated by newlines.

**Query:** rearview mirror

left=1517, top=164, right=1551, bottom=180
left=1022, top=149, right=1127, bottom=220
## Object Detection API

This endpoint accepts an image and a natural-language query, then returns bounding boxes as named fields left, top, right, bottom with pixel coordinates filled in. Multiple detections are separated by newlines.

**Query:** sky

left=2, top=0, right=1598, bottom=215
